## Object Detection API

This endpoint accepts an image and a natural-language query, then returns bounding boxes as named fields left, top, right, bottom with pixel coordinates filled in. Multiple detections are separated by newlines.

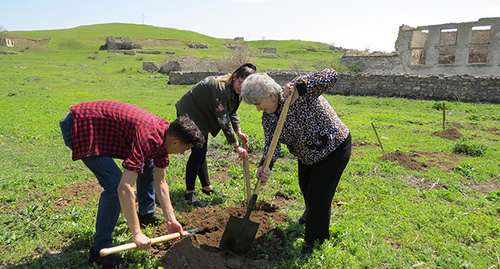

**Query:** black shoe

left=202, top=188, right=227, bottom=197
left=138, top=212, right=161, bottom=228
left=184, top=192, right=206, bottom=207
left=89, top=246, right=126, bottom=268
left=300, top=244, right=314, bottom=256
left=293, top=216, right=307, bottom=225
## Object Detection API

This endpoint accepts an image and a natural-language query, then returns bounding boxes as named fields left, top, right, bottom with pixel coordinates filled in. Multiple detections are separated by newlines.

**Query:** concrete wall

left=341, top=17, right=500, bottom=76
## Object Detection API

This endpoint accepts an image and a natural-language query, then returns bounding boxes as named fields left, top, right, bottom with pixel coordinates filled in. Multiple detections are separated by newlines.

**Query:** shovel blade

left=219, top=215, right=260, bottom=254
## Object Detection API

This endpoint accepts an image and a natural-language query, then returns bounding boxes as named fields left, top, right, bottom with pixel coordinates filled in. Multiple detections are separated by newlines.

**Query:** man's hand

left=132, top=232, right=152, bottom=250
left=166, top=220, right=184, bottom=240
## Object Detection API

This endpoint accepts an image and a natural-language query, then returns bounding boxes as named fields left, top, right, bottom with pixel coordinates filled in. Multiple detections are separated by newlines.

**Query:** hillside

left=3, top=23, right=346, bottom=71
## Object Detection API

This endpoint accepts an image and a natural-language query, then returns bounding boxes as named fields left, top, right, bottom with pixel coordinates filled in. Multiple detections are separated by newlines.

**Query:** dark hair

left=167, top=115, right=205, bottom=148
left=228, top=63, right=257, bottom=88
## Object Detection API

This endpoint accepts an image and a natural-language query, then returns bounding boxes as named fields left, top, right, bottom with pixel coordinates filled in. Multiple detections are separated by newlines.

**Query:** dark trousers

left=185, top=134, right=210, bottom=191
left=298, top=134, right=351, bottom=246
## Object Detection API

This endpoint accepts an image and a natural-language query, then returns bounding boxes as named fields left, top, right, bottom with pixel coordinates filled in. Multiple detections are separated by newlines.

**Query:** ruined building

left=0, top=38, right=14, bottom=47
left=341, top=17, right=500, bottom=75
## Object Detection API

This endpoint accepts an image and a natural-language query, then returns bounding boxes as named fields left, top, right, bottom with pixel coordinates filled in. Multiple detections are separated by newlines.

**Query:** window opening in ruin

left=470, top=25, right=491, bottom=44
left=468, top=25, right=491, bottom=64
left=438, top=47, right=456, bottom=65
left=411, top=49, right=426, bottom=65
left=411, top=30, right=428, bottom=48
left=468, top=46, right=489, bottom=64
left=439, top=28, right=458, bottom=46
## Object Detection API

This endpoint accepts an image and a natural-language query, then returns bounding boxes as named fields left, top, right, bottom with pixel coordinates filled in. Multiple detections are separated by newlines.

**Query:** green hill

left=3, top=23, right=346, bottom=71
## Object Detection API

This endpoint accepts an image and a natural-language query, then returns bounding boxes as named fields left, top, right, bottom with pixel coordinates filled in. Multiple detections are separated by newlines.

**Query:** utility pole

left=141, top=13, right=146, bottom=24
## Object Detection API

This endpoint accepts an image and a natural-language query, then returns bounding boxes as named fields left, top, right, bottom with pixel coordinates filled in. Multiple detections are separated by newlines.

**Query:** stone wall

left=332, top=73, right=500, bottom=103
left=168, top=70, right=500, bottom=103
left=169, top=71, right=227, bottom=85
left=341, top=54, right=403, bottom=73
left=168, top=69, right=309, bottom=86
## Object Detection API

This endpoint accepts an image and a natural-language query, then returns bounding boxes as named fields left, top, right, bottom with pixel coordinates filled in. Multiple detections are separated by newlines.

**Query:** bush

left=452, top=138, right=487, bottom=157
left=452, top=162, right=477, bottom=178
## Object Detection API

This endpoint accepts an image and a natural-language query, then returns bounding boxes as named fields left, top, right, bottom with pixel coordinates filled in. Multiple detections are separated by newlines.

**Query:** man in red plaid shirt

left=60, top=100, right=204, bottom=268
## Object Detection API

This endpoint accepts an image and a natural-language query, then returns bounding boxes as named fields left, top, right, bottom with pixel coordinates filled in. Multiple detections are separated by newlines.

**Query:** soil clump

left=431, top=128, right=464, bottom=140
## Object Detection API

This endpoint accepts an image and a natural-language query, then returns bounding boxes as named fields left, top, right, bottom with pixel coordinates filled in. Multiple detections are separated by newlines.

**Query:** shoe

left=300, top=244, right=314, bottom=256
left=138, top=212, right=161, bottom=228
left=89, top=246, right=126, bottom=268
left=293, top=216, right=307, bottom=225
left=184, top=192, right=206, bottom=207
left=202, top=188, right=227, bottom=197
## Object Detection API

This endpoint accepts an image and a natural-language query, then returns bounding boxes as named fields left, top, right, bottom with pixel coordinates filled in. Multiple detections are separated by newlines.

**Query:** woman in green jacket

left=176, top=63, right=257, bottom=207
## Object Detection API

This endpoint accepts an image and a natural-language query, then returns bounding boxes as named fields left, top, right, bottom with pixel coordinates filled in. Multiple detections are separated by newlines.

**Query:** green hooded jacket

left=175, top=76, right=241, bottom=144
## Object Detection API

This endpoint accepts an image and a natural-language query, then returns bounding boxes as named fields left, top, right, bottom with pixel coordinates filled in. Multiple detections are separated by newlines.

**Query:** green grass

left=1, top=24, right=499, bottom=268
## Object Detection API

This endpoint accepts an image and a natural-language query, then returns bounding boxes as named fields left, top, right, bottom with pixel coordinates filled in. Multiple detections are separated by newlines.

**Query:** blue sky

left=1, top=0, right=498, bottom=52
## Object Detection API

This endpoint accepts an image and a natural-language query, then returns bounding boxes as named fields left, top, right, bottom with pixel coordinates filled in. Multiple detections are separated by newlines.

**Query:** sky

left=1, top=0, right=499, bottom=52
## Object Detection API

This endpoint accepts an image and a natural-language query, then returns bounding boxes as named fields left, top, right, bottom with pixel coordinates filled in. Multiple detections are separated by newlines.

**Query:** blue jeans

left=60, top=113, right=156, bottom=250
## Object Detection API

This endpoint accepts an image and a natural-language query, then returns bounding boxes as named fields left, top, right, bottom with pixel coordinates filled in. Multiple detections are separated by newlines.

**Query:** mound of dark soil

left=152, top=202, right=292, bottom=268
left=431, top=128, right=464, bottom=140
left=380, top=150, right=429, bottom=171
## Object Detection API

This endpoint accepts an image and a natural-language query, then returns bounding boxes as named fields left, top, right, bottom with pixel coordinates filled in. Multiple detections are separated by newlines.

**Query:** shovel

left=99, top=228, right=200, bottom=256
left=219, top=86, right=296, bottom=254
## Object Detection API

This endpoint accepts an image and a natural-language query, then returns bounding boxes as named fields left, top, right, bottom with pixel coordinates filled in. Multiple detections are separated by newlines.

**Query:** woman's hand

left=236, top=129, right=249, bottom=150
left=256, top=166, right=271, bottom=186
left=284, top=83, right=299, bottom=104
left=234, top=145, right=248, bottom=160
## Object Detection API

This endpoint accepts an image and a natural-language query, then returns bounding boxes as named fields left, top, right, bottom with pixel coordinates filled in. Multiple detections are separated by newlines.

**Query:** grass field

left=0, top=24, right=499, bottom=268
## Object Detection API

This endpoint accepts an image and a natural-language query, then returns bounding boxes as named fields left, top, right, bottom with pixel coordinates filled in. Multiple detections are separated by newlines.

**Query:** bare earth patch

left=52, top=180, right=102, bottom=210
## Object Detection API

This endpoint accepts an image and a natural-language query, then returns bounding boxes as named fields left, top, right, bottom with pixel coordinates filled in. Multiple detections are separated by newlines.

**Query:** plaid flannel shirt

left=69, top=100, right=169, bottom=174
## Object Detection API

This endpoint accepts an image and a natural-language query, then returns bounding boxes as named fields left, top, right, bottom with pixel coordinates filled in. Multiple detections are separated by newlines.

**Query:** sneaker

left=202, top=188, right=227, bottom=197
left=138, top=212, right=161, bottom=228
left=184, top=192, right=206, bottom=207
left=293, top=215, right=307, bottom=225
left=89, top=246, right=126, bottom=268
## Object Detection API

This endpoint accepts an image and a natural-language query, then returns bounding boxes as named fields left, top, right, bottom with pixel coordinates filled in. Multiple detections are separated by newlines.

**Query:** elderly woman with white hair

left=241, top=68, right=351, bottom=255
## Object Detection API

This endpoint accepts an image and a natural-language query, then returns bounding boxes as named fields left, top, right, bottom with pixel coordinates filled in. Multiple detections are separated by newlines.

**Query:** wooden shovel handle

left=243, top=144, right=251, bottom=202
left=253, top=86, right=296, bottom=196
left=99, top=230, right=189, bottom=256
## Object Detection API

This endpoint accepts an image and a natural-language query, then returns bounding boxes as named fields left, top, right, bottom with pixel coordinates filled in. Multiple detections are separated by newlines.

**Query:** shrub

left=347, top=64, right=361, bottom=72
left=431, top=102, right=443, bottom=110
left=431, top=102, right=450, bottom=111
left=452, top=162, right=477, bottom=178
left=452, top=137, right=487, bottom=157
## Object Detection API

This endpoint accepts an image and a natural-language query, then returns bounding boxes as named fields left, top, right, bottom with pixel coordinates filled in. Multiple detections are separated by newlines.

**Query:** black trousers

left=298, top=133, right=351, bottom=246
left=185, top=134, right=211, bottom=191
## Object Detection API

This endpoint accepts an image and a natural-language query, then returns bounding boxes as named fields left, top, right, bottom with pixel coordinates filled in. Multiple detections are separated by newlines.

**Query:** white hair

left=241, top=73, right=282, bottom=104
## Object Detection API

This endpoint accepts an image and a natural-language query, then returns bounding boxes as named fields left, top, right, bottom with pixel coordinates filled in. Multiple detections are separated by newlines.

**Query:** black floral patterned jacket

left=260, top=68, right=350, bottom=168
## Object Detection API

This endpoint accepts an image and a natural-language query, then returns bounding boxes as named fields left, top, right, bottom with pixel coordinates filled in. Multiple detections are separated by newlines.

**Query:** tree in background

left=0, top=26, right=8, bottom=41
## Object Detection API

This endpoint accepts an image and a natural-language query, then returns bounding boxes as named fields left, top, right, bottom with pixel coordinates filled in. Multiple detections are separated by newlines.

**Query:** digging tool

left=243, top=143, right=251, bottom=203
left=219, top=86, right=296, bottom=254
left=99, top=228, right=200, bottom=256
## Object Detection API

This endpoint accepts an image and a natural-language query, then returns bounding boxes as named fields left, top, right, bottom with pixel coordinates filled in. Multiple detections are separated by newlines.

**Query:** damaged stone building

left=341, top=17, right=500, bottom=75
